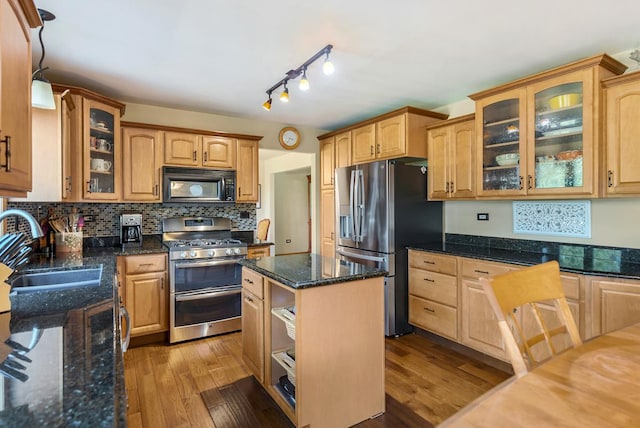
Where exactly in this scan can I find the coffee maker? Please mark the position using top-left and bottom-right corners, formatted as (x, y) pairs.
(120, 213), (142, 248)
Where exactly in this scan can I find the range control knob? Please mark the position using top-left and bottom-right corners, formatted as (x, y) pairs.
(180, 251), (187, 259)
(189, 250), (197, 258)
(225, 248), (234, 256)
(207, 250), (215, 257)
(234, 248), (241, 255)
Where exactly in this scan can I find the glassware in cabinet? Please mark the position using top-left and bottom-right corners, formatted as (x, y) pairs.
(480, 98), (523, 192)
(83, 99), (120, 199)
(532, 82), (584, 190)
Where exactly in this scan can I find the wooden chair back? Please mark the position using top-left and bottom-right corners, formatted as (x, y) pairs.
(256, 219), (270, 241)
(480, 260), (582, 377)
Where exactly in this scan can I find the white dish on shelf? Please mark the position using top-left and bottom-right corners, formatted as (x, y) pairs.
(496, 153), (519, 166)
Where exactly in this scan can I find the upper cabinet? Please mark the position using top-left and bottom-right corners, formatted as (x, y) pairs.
(236, 139), (259, 202)
(603, 71), (640, 196)
(319, 136), (335, 189)
(427, 114), (475, 200)
(121, 124), (163, 202)
(0, 0), (40, 196)
(164, 132), (237, 169)
(470, 54), (626, 199)
(319, 106), (448, 166)
(202, 135), (236, 169)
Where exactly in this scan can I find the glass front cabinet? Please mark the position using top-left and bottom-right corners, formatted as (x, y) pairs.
(83, 99), (121, 200)
(473, 56), (626, 198)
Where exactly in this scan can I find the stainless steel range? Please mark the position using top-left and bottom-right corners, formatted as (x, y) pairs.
(162, 216), (247, 343)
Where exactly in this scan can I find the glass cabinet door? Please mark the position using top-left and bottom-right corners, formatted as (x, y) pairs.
(531, 81), (584, 191)
(83, 100), (120, 200)
(479, 90), (526, 195)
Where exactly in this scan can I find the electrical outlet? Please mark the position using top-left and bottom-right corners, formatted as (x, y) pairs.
(477, 213), (489, 221)
(83, 215), (95, 222)
(286, 239), (291, 243)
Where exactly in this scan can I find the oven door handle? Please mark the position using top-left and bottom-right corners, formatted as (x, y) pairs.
(175, 288), (241, 302)
(174, 259), (241, 269)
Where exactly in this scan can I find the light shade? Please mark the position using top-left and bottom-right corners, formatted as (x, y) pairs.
(299, 75), (309, 91)
(262, 98), (272, 111)
(323, 58), (335, 75)
(32, 79), (55, 110)
(280, 88), (289, 103)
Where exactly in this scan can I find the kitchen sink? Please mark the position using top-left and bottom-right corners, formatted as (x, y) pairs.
(9, 266), (102, 293)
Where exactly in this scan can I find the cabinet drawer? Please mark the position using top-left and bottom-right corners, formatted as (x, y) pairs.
(408, 268), (457, 307)
(461, 259), (512, 279)
(242, 267), (264, 298)
(248, 246), (270, 259)
(408, 251), (457, 276)
(409, 295), (457, 340)
(125, 254), (167, 274)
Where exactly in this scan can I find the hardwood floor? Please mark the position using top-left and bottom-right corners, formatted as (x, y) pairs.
(125, 332), (510, 427)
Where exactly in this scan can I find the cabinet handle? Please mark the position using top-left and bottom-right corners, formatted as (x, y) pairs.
(244, 278), (254, 284)
(66, 176), (72, 193)
(445, 182), (450, 193)
(519, 176), (523, 190)
(607, 170), (614, 188)
(370, 145), (373, 155)
(86, 181), (92, 193)
(330, 232), (334, 240)
(377, 143), (381, 154)
(527, 175), (533, 189)
(331, 177), (334, 185)
(245, 296), (254, 303)
(423, 277), (435, 283)
(423, 307), (435, 313)
(204, 152), (208, 162)
(0, 135), (11, 172)
(154, 184), (159, 196)
(193, 151), (197, 161)
(423, 260), (435, 265)
(474, 269), (490, 275)
(450, 181), (454, 193)
(160, 278), (164, 290)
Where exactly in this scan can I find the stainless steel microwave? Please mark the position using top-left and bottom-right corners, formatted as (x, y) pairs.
(162, 166), (235, 203)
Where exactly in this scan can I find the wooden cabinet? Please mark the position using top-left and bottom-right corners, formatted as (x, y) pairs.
(408, 250), (458, 340)
(427, 114), (475, 200)
(335, 131), (351, 168)
(242, 267), (384, 427)
(236, 139), (259, 202)
(164, 131), (236, 169)
(349, 108), (447, 164)
(319, 136), (334, 189)
(118, 254), (168, 337)
(241, 267), (264, 382)
(470, 54), (625, 198)
(247, 245), (271, 259)
(51, 85), (126, 202)
(121, 126), (162, 201)
(590, 276), (640, 337)
(320, 189), (335, 259)
(460, 258), (515, 361)
(603, 72), (640, 195)
(0, 0), (40, 196)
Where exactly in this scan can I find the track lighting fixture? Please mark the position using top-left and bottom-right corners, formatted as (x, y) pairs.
(32, 9), (56, 110)
(262, 44), (334, 110)
(280, 81), (290, 102)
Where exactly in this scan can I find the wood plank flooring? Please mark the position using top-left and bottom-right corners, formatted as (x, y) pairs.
(124, 332), (511, 427)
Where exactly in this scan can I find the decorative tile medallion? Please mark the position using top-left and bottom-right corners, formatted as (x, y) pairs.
(513, 201), (591, 238)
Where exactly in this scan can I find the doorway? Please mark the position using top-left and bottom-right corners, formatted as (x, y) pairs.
(273, 167), (311, 255)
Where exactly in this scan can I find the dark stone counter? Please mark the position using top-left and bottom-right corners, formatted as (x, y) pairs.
(0, 237), (169, 427)
(239, 253), (386, 289)
(408, 234), (640, 279)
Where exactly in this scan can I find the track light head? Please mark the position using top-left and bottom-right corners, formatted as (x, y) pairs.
(323, 50), (335, 75)
(299, 68), (309, 91)
(262, 97), (272, 111)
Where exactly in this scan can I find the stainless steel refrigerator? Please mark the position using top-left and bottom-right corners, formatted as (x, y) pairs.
(335, 159), (443, 336)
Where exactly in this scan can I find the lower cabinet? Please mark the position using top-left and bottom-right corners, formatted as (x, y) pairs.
(118, 254), (168, 337)
(241, 267), (385, 427)
(409, 250), (590, 363)
(590, 276), (640, 337)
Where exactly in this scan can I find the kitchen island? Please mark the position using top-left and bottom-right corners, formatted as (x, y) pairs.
(239, 253), (387, 428)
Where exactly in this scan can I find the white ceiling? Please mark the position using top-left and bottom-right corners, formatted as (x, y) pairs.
(33, 0), (640, 131)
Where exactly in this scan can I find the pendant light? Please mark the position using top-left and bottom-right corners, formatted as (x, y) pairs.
(32, 9), (56, 110)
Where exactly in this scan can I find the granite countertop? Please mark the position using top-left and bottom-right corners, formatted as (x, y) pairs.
(247, 241), (273, 248)
(409, 238), (640, 279)
(1, 250), (125, 427)
(239, 253), (387, 289)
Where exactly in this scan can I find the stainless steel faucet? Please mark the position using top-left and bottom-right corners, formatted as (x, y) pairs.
(0, 209), (44, 238)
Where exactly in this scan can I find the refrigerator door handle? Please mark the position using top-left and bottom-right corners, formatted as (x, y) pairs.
(336, 248), (386, 264)
(349, 170), (358, 241)
(355, 169), (365, 242)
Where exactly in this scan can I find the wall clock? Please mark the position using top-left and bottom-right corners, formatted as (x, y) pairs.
(279, 126), (301, 150)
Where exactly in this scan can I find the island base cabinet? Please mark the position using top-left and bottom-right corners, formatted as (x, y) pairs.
(258, 274), (385, 428)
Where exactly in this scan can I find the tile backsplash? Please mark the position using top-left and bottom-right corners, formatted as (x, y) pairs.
(7, 202), (256, 237)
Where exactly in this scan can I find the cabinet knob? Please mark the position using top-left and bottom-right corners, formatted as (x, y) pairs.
(0, 135), (11, 172)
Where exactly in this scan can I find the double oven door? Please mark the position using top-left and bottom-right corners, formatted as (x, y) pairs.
(169, 255), (243, 343)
